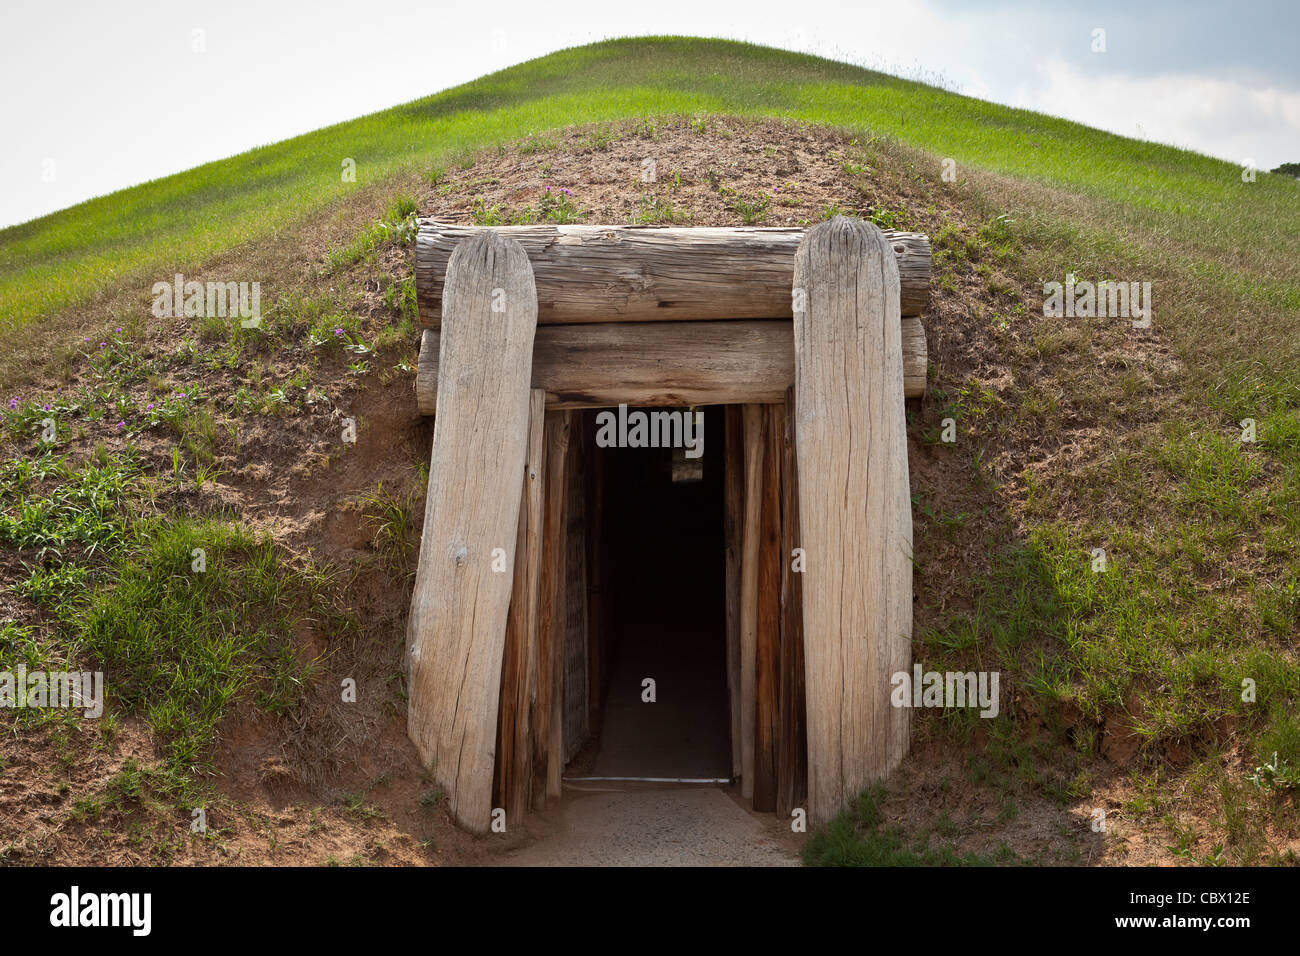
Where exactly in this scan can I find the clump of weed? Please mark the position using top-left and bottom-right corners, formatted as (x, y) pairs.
(539, 187), (581, 224)
(722, 189), (770, 225)
(635, 194), (689, 225)
(804, 786), (999, 866)
(323, 194), (418, 272)
(358, 482), (419, 576)
(586, 128), (617, 151)
(471, 198), (504, 226)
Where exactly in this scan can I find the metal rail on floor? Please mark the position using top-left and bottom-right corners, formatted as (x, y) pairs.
(563, 776), (732, 784)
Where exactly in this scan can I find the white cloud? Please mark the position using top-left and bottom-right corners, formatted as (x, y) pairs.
(1029, 56), (1300, 166)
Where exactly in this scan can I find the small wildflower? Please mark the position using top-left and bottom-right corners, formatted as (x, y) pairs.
(7, 398), (18, 410)
(147, 403), (155, 412)
(99, 342), (107, 348)
(116, 420), (125, 431)
(334, 328), (344, 336)
(115, 327), (122, 332)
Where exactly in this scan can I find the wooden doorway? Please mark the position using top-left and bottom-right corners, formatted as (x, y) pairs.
(408, 218), (920, 833)
(570, 406), (730, 782)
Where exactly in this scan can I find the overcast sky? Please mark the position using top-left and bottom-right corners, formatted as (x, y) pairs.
(2, 0), (1297, 229)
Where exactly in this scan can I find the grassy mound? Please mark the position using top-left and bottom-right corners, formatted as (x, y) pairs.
(1, 38), (1298, 866)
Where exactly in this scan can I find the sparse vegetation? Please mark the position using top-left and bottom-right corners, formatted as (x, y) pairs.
(805, 786), (1004, 866)
(634, 194), (689, 224)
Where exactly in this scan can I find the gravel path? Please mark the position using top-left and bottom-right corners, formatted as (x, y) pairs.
(494, 787), (801, 867)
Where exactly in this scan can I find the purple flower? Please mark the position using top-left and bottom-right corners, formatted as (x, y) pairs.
(334, 328), (344, 336)
(116, 420), (125, 431)
(99, 342), (107, 348)
(83, 337), (90, 343)
(115, 327), (122, 333)
(7, 398), (18, 410)
(147, 403), (155, 412)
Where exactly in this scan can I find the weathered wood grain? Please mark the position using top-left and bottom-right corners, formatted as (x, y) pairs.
(534, 410), (573, 807)
(415, 318), (927, 415)
(416, 222), (930, 325)
(793, 217), (913, 827)
(583, 413), (607, 739)
(405, 232), (538, 834)
(753, 402), (783, 813)
(777, 386), (807, 818)
(492, 388), (546, 825)
(738, 404), (767, 800)
(723, 404), (744, 779)
(562, 417), (589, 762)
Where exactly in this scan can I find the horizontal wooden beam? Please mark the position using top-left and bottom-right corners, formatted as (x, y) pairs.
(416, 222), (930, 327)
(415, 319), (926, 415)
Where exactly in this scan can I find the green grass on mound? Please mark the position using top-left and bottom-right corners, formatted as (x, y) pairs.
(2, 36), (1296, 345)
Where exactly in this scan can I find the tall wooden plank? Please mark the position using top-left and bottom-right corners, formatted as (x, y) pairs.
(492, 389), (546, 824)
(738, 404), (766, 800)
(793, 216), (913, 827)
(563, 417), (589, 761)
(406, 232), (538, 834)
(777, 387), (808, 817)
(584, 411), (607, 738)
(534, 410), (572, 807)
(723, 405), (744, 779)
(752, 403), (784, 812)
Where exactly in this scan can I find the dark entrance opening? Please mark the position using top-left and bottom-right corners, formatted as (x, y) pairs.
(578, 406), (731, 780)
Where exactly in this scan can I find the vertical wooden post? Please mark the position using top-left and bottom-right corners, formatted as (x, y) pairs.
(777, 386), (807, 817)
(563, 418), (590, 761)
(753, 403), (783, 812)
(493, 388), (546, 825)
(723, 404), (745, 779)
(534, 410), (572, 807)
(738, 404), (764, 800)
(584, 411), (607, 739)
(793, 216), (913, 826)
(406, 232), (538, 834)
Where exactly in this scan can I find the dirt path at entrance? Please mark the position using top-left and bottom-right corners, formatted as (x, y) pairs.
(492, 787), (801, 867)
